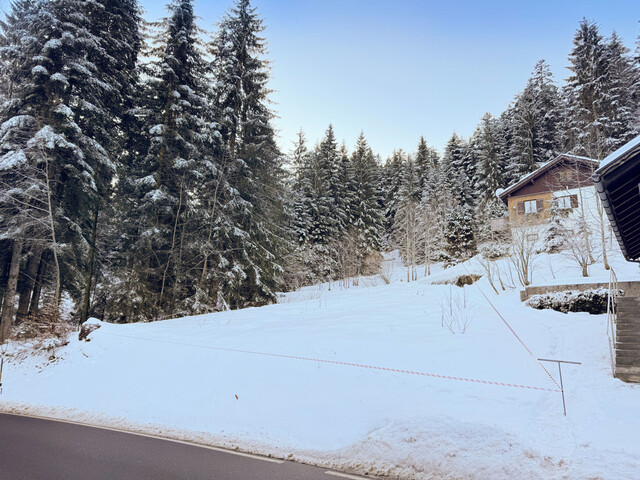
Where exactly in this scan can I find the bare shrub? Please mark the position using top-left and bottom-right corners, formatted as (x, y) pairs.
(440, 285), (475, 334)
(508, 217), (540, 286)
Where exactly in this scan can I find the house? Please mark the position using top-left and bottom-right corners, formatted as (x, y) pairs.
(593, 135), (640, 263)
(497, 154), (600, 225)
(592, 135), (640, 383)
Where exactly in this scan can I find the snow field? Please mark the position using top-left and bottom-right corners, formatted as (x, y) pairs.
(1, 251), (640, 479)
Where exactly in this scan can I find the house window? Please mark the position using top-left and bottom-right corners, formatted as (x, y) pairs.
(516, 199), (544, 215)
(553, 194), (578, 210)
(524, 200), (538, 214)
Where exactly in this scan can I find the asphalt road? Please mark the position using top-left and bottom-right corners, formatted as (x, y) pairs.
(0, 413), (366, 480)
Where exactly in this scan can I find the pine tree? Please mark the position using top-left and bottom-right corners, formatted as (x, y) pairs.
(78, 0), (143, 322)
(394, 157), (421, 278)
(380, 149), (407, 243)
(290, 130), (313, 245)
(508, 60), (561, 180)
(474, 113), (506, 206)
(563, 19), (608, 158)
(350, 132), (382, 273)
(444, 204), (477, 262)
(443, 132), (474, 207)
(210, 0), (286, 308)
(414, 135), (432, 192)
(0, 0), (129, 329)
(600, 31), (639, 152)
(118, 0), (214, 319)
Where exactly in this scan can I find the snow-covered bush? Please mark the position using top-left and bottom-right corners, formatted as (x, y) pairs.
(525, 288), (622, 314)
(478, 242), (510, 260)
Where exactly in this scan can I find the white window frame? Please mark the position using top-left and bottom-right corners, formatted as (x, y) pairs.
(524, 200), (538, 214)
(554, 195), (572, 210)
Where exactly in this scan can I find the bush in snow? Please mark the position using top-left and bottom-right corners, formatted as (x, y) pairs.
(478, 242), (511, 260)
(525, 288), (623, 314)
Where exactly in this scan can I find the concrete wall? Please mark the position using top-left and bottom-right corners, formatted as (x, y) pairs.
(520, 281), (640, 301)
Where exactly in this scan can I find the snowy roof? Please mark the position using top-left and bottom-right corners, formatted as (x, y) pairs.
(497, 154), (599, 203)
(592, 135), (640, 263)
(595, 134), (640, 175)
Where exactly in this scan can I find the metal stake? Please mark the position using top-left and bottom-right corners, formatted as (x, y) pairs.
(538, 358), (581, 416)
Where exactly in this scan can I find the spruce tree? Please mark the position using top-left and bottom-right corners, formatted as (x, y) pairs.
(444, 204), (477, 262)
(118, 0), (214, 319)
(443, 132), (474, 207)
(350, 133), (382, 272)
(508, 60), (561, 180)
(600, 31), (639, 152)
(474, 113), (506, 206)
(0, 0), (126, 327)
(563, 19), (608, 158)
(210, 0), (285, 308)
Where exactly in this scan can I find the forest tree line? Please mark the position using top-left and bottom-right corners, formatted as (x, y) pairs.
(0, 0), (638, 338)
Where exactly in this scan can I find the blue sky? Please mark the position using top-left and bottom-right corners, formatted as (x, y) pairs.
(144, 1), (640, 158)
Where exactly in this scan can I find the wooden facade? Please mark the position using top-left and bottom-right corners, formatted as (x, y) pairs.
(498, 154), (599, 224)
(593, 135), (640, 263)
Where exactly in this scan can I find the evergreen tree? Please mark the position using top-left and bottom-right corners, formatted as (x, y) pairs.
(474, 113), (506, 206)
(119, 0), (216, 319)
(0, 0), (130, 329)
(393, 156), (420, 274)
(414, 135), (432, 191)
(380, 149), (407, 243)
(600, 31), (639, 152)
(78, 0), (143, 322)
(563, 19), (608, 158)
(210, 0), (286, 308)
(444, 204), (477, 261)
(443, 132), (474, 207)
(350, 132), (382, 270)
(508, 60), (561, 180)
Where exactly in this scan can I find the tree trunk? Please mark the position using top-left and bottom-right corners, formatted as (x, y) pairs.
(81, 205), (100, 324)
(1, 240), (24, 343)
(29, 255), (47, 316)
(45, 154), (61, 320)
(17, 244), (44, 318)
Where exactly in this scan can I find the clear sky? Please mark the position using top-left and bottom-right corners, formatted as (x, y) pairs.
(141, 1), (640, 159)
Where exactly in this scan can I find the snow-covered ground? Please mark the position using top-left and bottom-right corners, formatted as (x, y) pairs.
(1, 251), (640, 479)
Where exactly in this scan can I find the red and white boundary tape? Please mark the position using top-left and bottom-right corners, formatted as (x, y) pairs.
(461, 263), (562, 391)
(102, 332), (560, 393)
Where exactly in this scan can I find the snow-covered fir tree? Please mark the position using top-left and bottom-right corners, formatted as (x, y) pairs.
(443, 133), (475, 207)
(349, 132), (383, 273)
(209, 0), (286, 308)
(507, 59), (562, 180)
(444, 204), (477, 262)
(474, 113), (506, 206)
(115, 0), (218, 319)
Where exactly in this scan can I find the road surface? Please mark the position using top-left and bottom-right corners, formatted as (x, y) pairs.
(0, 413), (367, 480)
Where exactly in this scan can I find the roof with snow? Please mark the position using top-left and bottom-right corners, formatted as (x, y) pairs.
(497, 154), (599, 204)
(593, 135), (640, 263)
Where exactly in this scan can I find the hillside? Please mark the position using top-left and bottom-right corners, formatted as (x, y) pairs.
(1, 251), (639, 480)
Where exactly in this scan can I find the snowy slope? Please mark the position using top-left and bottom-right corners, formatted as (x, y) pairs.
(1, 251), (640, 479)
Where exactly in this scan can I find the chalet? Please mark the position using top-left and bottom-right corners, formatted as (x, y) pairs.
(592, 135), (640, 383)
(497, 154), (600, 224)
(593, 135), (640, 263)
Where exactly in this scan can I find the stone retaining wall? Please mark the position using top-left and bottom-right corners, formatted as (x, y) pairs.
(520, 281), (640, 302)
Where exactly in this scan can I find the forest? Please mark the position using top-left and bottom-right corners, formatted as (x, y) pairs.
(0, 0), (639, 340)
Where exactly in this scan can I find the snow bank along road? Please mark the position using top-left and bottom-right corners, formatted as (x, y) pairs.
(0, 413), (369, 480)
